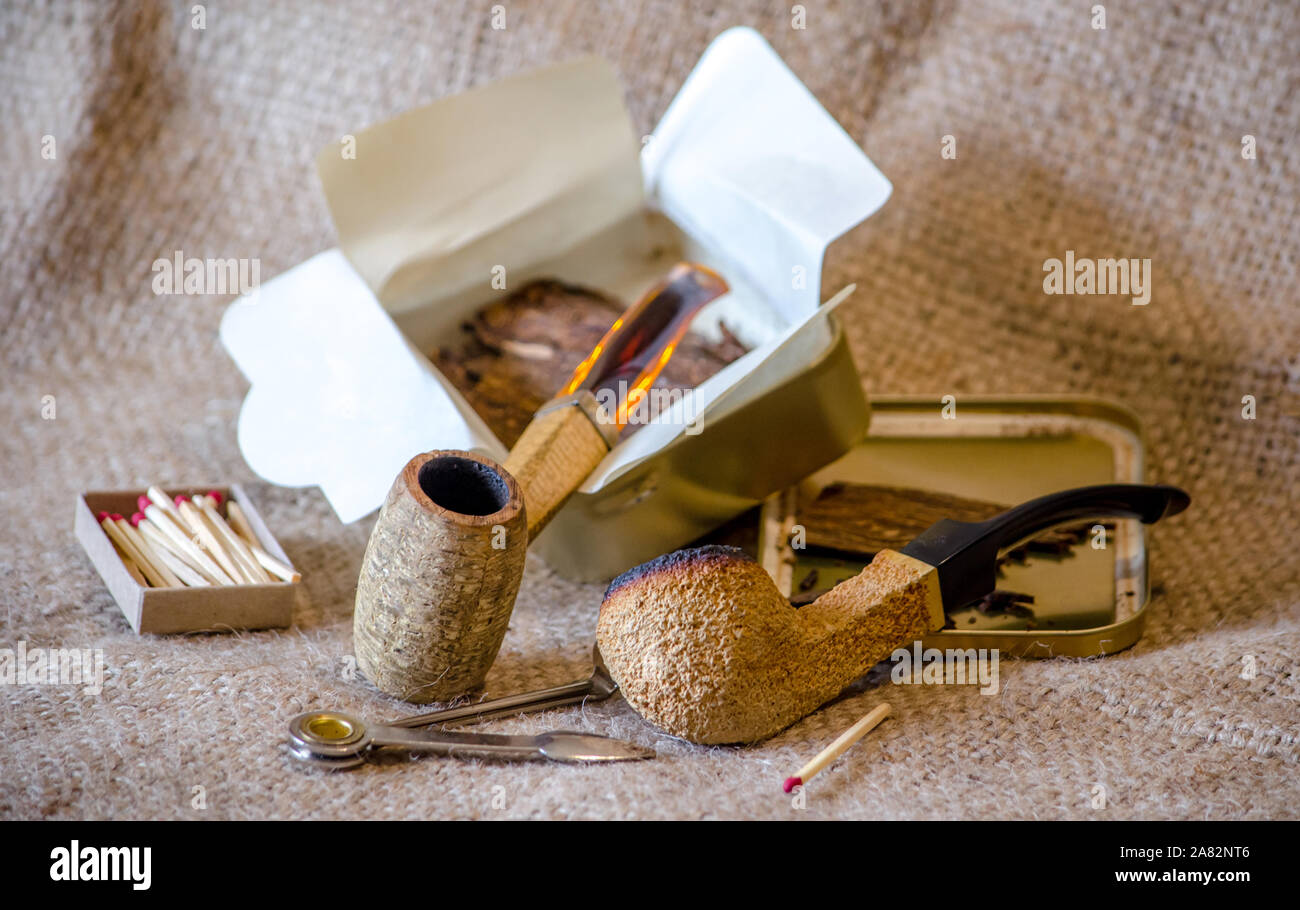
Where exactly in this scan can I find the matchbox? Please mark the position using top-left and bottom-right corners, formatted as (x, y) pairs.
(74, 485), (299, 634)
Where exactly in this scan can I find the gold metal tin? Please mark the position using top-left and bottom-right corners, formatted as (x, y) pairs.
(759, 396), (1151, 658)
(535, 316), (870, 582)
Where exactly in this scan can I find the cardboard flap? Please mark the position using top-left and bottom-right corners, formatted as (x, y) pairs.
(219, 250), (504, 523)
(642, 27), (891, 324)
(221, 32), (891, 525)
(316, 57), (644, 315)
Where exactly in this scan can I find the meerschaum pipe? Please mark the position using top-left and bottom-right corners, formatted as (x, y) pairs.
(597, 484), (1190, 744)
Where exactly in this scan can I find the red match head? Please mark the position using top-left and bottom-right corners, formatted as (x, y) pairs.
(130, 512), (144, 528)
(109, 513), (124, 523)
(782, 776), (802, 794)
(174, 494), (189, 506)
(206, 490), (224, 505)
(137, 495), (151, 512)
(96, 511), (110, 522)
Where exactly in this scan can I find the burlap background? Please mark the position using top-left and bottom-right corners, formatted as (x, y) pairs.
(2, 0), (1296, 820)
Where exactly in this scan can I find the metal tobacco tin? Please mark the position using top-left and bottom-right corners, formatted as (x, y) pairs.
(535, 315), (870, 583)
(759, 396), (1151, 658)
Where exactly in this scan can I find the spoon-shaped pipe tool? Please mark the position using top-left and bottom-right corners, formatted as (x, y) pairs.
(597, 483), (1190, 744)
(288, 707), (653, 771)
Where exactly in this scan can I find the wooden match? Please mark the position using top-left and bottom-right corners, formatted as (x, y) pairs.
(146, 485), (187, 529)
(133, 505), (209, 576)
(97, 512), (169, 588)
(106, 533), (148, 587)
(115, 513), (182, 588)
(174, 495), (253, 583)
(131, 513), (210, 587)
(136, 496), (234, 585)
(201, 493), (299, 582)
(224, 500), (259, 547)
(193, 492), (272, 583)
(783, 703), (892, 792)
(220, 498), (297, 581)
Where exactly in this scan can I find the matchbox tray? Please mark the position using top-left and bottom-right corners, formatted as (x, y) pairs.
(74, 484), (299, 635)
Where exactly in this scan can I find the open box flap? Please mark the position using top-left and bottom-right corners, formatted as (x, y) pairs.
(642, 27), (891, 325)
(219, 250), (506, 523)
(221, 30), (891, 524)
(315, 56), (644, 315)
